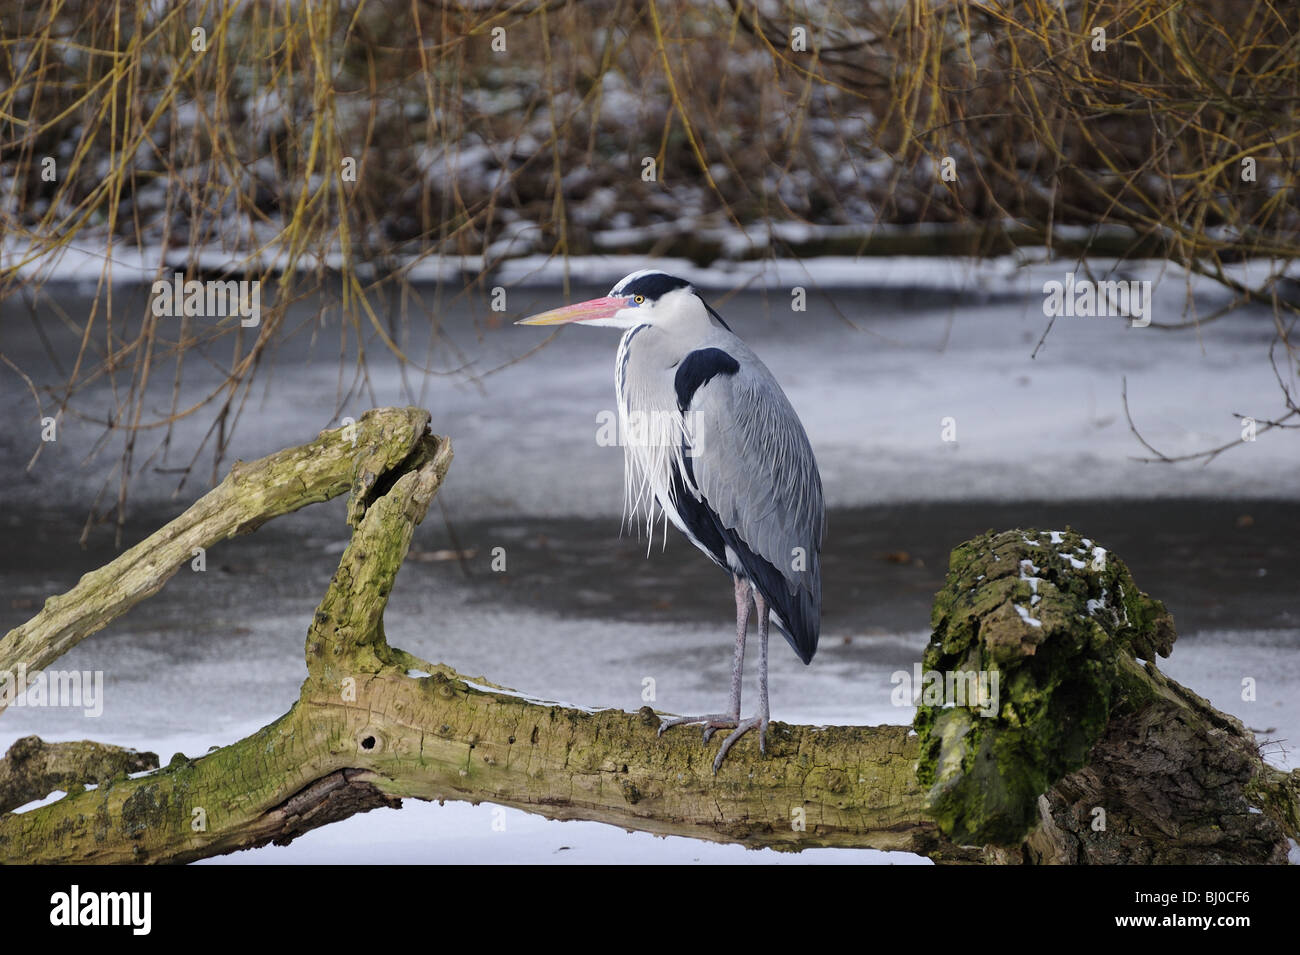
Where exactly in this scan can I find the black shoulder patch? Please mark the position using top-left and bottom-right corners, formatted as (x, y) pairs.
(618, 272), (691, 301)
(674, 347), (740, 412)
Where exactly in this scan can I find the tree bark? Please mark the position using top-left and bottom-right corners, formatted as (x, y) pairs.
(0, 406), (431, 705)
(915, 528), (1297, 863)
(0, 407), (1295, 864)
(0, 736), (157, 815)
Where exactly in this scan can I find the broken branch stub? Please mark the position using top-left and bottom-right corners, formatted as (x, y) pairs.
(915, 528), (1295, 864)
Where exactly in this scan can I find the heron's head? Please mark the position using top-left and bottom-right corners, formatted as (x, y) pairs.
(515, 269), (709, 330)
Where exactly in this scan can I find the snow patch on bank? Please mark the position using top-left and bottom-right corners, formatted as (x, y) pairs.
(6, 237), (1297, 299)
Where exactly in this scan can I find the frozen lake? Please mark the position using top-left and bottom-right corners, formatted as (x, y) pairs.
(2, 267), (1297, 862)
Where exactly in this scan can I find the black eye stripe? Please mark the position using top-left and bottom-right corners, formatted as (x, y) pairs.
(615, 272), (691, 301)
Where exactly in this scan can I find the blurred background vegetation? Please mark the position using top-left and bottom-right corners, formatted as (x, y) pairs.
(1, 0), (1297, 516)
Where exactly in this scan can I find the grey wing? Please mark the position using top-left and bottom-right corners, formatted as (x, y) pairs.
(682, 357), (824, 661)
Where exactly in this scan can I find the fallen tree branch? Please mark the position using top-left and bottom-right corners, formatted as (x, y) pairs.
(0, 406), (432, 708)
(0, 736), (158, 815)
(0, 408), (1295, 864)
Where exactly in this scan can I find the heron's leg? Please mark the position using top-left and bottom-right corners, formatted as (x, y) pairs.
(704, 574), (752, 740)
(711, 587), (771, 773)
(657, 574), (752, 740)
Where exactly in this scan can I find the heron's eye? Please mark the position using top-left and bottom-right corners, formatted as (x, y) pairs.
(633, 295), (645, 305)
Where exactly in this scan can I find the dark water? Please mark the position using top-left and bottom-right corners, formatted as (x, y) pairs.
(5, 497), (1295, 652)
(455, 499), (1300, 636)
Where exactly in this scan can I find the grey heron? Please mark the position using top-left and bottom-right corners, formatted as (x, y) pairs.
(517, 269), (824, 772)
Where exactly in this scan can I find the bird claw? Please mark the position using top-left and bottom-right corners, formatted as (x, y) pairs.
(658, 713), (769, 772)
(701, 721), (737, 743)
(657, 713), (738, 740)
(711, 716), (769, 774)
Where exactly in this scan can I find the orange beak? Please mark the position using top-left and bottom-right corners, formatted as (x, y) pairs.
(515, 295), (634, 325)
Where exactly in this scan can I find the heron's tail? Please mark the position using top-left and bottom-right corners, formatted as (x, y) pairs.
(744, 548), (820, 665)
(765, 574), (820, 665)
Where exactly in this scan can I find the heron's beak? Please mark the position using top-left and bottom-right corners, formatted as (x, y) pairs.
(515, 295), (633, 325)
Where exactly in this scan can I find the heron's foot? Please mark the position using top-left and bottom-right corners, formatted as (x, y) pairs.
(657, 713), (739, 743)
(712, 715), (769, 774)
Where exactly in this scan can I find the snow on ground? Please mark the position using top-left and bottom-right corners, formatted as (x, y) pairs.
(6, 234), (1298, 294)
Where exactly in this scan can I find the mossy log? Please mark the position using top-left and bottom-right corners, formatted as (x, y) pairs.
(0, 408), (1295, 863)
(916, 529), (1297, 863)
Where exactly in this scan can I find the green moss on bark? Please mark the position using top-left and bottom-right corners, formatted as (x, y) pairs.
(915, 528), (1175, 845)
